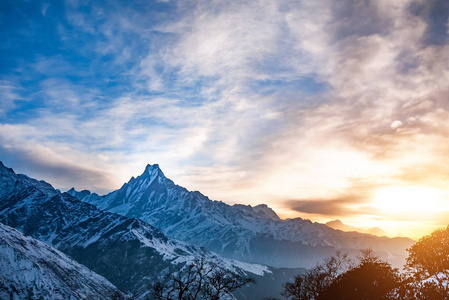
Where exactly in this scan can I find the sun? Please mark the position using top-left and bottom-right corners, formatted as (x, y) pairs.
(371, 186), (445, 216)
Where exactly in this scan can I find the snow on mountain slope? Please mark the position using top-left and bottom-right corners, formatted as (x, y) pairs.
(0, 162), (269, 298)
(0, 222), (124, 300)
(0, 161), (57, 198)
(69, 164), (415, 268)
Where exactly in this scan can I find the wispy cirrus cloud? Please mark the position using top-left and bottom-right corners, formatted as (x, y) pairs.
(0, 81), (21, 116)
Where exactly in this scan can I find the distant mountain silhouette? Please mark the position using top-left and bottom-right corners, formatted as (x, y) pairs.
(326, 219), (389, 237)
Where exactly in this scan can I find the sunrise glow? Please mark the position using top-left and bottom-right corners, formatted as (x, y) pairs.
(372, 186), (444, 215)
(1, 0), (449, 240)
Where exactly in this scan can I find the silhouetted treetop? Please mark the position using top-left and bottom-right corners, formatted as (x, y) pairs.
(406, 225), (449, 283)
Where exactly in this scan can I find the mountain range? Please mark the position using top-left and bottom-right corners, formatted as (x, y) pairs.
(68, 164), (414, 269)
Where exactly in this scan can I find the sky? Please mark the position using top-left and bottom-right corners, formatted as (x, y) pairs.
(1, 0), (448, 239)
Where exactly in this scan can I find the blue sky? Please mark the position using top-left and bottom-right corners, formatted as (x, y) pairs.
(1, 0), (449, 238)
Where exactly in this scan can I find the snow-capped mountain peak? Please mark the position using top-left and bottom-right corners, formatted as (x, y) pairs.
(130, 163), (174, 189)
(144, 163), (165, 177)
(253, 204), (280, 221)
(138, 163), (170, 186)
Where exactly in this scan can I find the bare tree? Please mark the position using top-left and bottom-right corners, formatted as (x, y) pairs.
(151, 258), (254, 300)
(206, 268), (255, 300)
(282, 251), (350, 300)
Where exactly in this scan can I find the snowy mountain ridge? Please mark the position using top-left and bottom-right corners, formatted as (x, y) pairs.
(69, 164), (415, 268)
(0, 161), (57, 198)
(0, 222), (124, 300)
